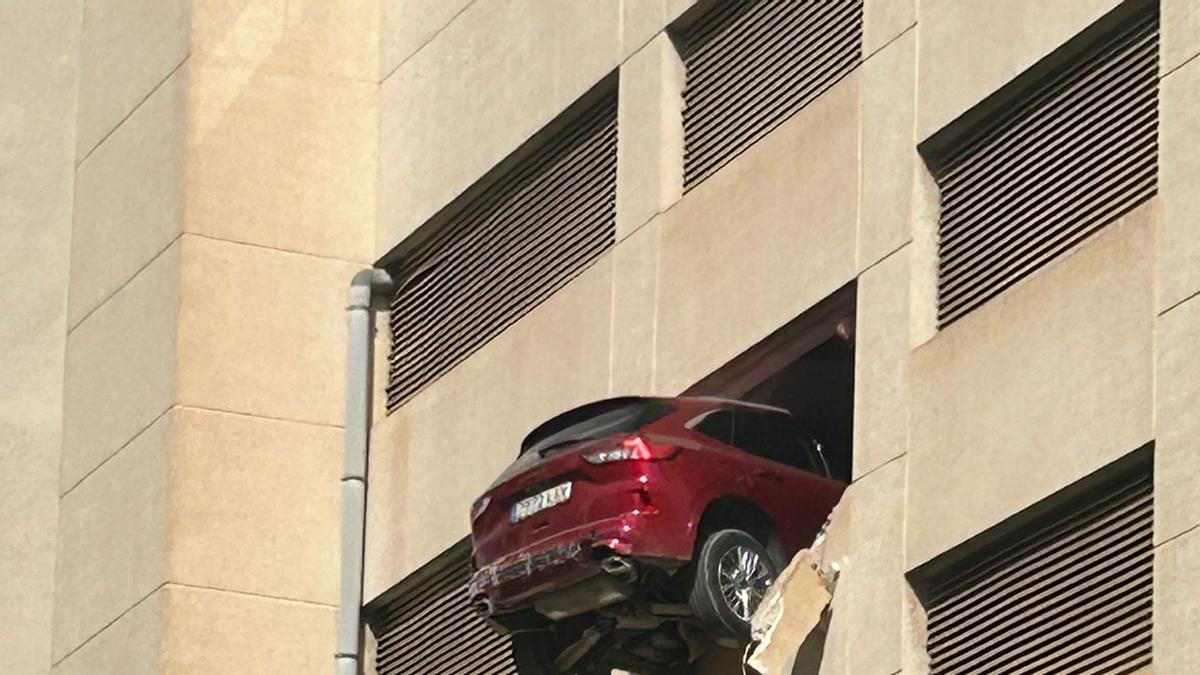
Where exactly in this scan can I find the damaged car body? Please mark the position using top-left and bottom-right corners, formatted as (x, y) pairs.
(468, 396), (847, 673)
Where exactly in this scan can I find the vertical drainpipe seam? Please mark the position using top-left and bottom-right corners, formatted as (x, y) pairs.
(337, 268), (395, 675)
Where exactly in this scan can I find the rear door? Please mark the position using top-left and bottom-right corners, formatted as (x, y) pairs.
(731, 410), (846, 547)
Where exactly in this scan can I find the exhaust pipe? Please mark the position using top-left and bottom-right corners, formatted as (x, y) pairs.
(600, 556), (637, 582)
(470, 594), (494, 617)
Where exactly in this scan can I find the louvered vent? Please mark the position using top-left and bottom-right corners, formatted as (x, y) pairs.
(931, 10), (1158, 326)
(385, 90), (618, 412)
(922, 463), (1154, 674)
(370, 548), (516, 675)
(679, 0), (863, 189)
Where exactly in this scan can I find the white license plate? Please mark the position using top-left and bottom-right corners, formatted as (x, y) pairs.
(511, 482), (572, 523)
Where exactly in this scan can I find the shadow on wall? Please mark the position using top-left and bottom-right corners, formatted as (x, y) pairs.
(789, 609), (831, 674)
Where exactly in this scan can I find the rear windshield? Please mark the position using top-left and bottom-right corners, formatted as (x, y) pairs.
(520, 398), (674, 457)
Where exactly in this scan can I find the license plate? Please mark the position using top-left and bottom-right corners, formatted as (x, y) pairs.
(511, 482), (572, 523)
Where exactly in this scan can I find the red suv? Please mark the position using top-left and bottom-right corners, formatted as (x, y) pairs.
(468, 396), (846, 673)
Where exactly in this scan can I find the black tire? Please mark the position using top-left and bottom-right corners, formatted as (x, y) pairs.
(688, 529), (779, 639)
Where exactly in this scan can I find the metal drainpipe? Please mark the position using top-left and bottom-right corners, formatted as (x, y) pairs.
(336, 268), (395, 675)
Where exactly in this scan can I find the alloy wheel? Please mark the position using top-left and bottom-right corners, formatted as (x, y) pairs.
(716, 545), (772, 621)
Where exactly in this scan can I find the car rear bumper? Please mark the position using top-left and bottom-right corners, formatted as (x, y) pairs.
(469, 510), (686, 616)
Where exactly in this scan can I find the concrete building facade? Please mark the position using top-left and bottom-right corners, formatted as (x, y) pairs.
(2, 0), (1198, 674)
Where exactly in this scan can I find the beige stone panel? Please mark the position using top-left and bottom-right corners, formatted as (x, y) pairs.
(664, 0), (698, 22)
(620, 0), (697, 61)
(61, 242), (181, 491)
(1158, 59), (1200, 313)
(611, 222), (663, 396)
(1154, 526), (1200, 674)
(654, 75), (859, 394)
(1154, 295), (1200, 544)
(192, 0), (378, 80)
(622, 0), (667, 61)
(900, 584), (932, 675)
(368, 256), (615, 587)
(865, 0), (915, 56)
(364, 409), (409, 602)
(381, 0), (474, 78)
(70, 65), (187, 328)
(186, 61), (375, 262)
(809, 490), (853, 674)
(363, 628), (379, 675)
(176, 236), (362, 427)
(0, 2), (80, 672)
(377, 1), (550, 255)
(818, 597), (850, 675)
(1163, 0), (1200, 75)
(906, 208), (1155, 567)
(616, 33), (685, 240)
(853, 246), (910, 479)
(553, 2), (622, 115)
(858, 29), (915, 272)
(916, 0), (1119, 141)
(52, 590), (165, 675)
(53, 412), (172, 663)
(75, 0), (189, 160)
(168, 407), (342, 605)
(842, 457), (905, 675)
(163, 585), (335, 675)
(910, 166), (942, 347)
(814, 489), (854, 675)
(377, 0), (623, 257)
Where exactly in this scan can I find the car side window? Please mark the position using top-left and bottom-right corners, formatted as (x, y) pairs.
(733, 411), (821, 474)
(693, 409), (735, 445)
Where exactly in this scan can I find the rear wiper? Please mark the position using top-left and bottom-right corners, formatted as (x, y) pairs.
(535, 438), (585, 457)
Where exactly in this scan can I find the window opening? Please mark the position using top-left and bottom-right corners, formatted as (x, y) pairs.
(686, 283), (856, 481)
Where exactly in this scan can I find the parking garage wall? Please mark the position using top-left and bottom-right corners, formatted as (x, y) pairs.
(368, 0), (1200, 672)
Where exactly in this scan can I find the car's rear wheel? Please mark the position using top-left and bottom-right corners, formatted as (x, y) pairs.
(688, 529), (779, 639)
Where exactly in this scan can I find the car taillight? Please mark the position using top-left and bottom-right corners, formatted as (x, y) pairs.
(583, 436), (674, 464)
(470, 495), (491, 523)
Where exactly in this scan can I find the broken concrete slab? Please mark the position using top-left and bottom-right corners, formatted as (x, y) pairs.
(746, 548), (833, 674)
(745, 491), (853, 674)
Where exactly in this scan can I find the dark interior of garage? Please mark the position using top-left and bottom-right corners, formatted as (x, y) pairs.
(685, 282), (856, 483)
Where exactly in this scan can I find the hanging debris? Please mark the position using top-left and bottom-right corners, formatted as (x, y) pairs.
(745, 493), (852, 674)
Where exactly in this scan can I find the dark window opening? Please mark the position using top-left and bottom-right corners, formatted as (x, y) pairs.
(672, 0), (864, 190)
(733, 409), (825, 475)
(919, 0), (1158, 327)
(908, 444), (1154, 674)
(685, 283), (856, 482)
(381, 77), (619, 413)
(744, 337), (853, 480)
(693, 408), (827, 475)
(366, 540), (517, 675)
